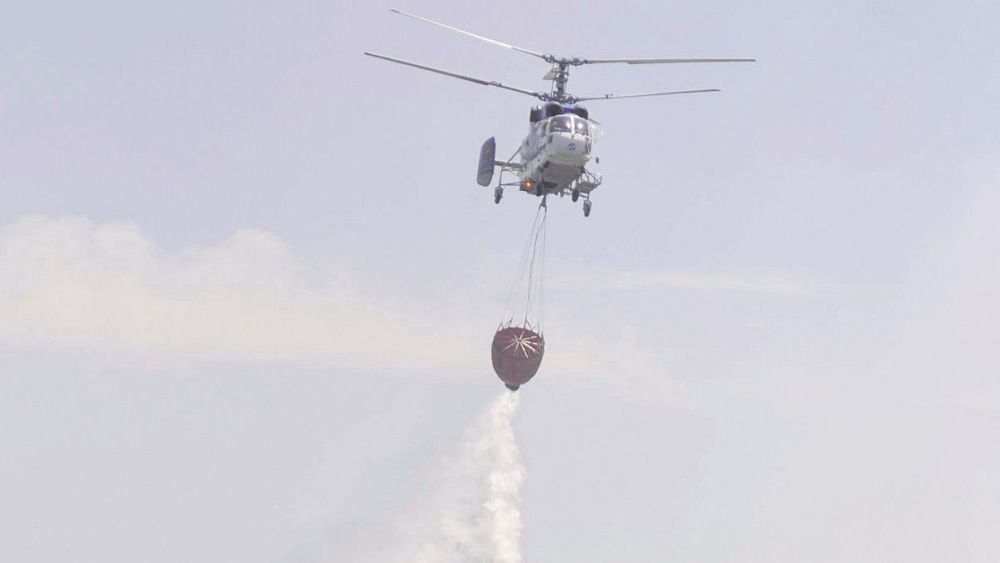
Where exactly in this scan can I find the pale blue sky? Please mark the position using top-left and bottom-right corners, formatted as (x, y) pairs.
(2, 1), (999, 561)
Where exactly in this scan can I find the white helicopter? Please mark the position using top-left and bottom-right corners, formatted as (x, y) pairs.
(366, 10), (754, 217)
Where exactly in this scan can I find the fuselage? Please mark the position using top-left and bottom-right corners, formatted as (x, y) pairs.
(517, 112), (596, 196)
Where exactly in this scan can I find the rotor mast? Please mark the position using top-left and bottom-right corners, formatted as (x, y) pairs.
(545, 58), (576, 103)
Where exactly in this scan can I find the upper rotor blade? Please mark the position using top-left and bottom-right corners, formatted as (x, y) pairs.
(364, 52), (543, 99)
(572, 89), (720, 102)
(581, 57), (756, 65)
(390, 9), (548, 60)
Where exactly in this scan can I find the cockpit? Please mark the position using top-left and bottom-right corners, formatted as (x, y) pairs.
(547, 115), (591, 137)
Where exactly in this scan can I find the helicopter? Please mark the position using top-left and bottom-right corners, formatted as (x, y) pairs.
(366, 9), (754, 217)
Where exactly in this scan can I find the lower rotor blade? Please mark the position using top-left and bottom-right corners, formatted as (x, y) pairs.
(364, 52), (543, 99)
(573, 89), (720, 102)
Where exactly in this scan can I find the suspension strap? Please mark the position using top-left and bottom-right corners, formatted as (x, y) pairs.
(523, 200), (547, 328)
(499, 199), (548, 331)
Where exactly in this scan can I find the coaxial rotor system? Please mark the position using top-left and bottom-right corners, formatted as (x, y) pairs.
(365, 9), (755, 104)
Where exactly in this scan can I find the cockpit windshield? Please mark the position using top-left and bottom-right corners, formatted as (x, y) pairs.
(549, 115), (572, 133)
(548, 115), (591, 137)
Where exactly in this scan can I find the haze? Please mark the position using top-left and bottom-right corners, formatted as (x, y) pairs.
(2, 1), (998, 561)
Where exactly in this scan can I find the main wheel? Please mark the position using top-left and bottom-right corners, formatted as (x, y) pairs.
(494, 187), (503, 204)
(571, 188), (580, 202)
(583, 200), (592, 217)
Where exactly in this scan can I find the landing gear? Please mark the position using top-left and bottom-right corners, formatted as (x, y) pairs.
(571, 187), (580, 202)
(494, 186), (503, 204)
(583, 199), (592, 217)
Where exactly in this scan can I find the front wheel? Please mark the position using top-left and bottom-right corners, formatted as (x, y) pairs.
(494, 187), (503, 204)
(583, 200), (592, 217)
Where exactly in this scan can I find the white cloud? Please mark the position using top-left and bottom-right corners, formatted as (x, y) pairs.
(551, 269), (817, 295)
(615, 271), (811, 294)
(0, 216), (684, 396)
(0, 216), (690, 403)
(544, 327), (690, 407)
(0, 215), (482, 373)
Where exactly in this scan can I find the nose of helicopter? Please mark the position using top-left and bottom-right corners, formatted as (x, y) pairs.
(547, 132), (591, 166)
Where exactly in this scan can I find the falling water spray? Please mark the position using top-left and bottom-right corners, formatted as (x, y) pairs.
(413, 392), (525, 563)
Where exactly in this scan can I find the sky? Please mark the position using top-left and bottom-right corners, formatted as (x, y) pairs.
(2, 1), (999, 561)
